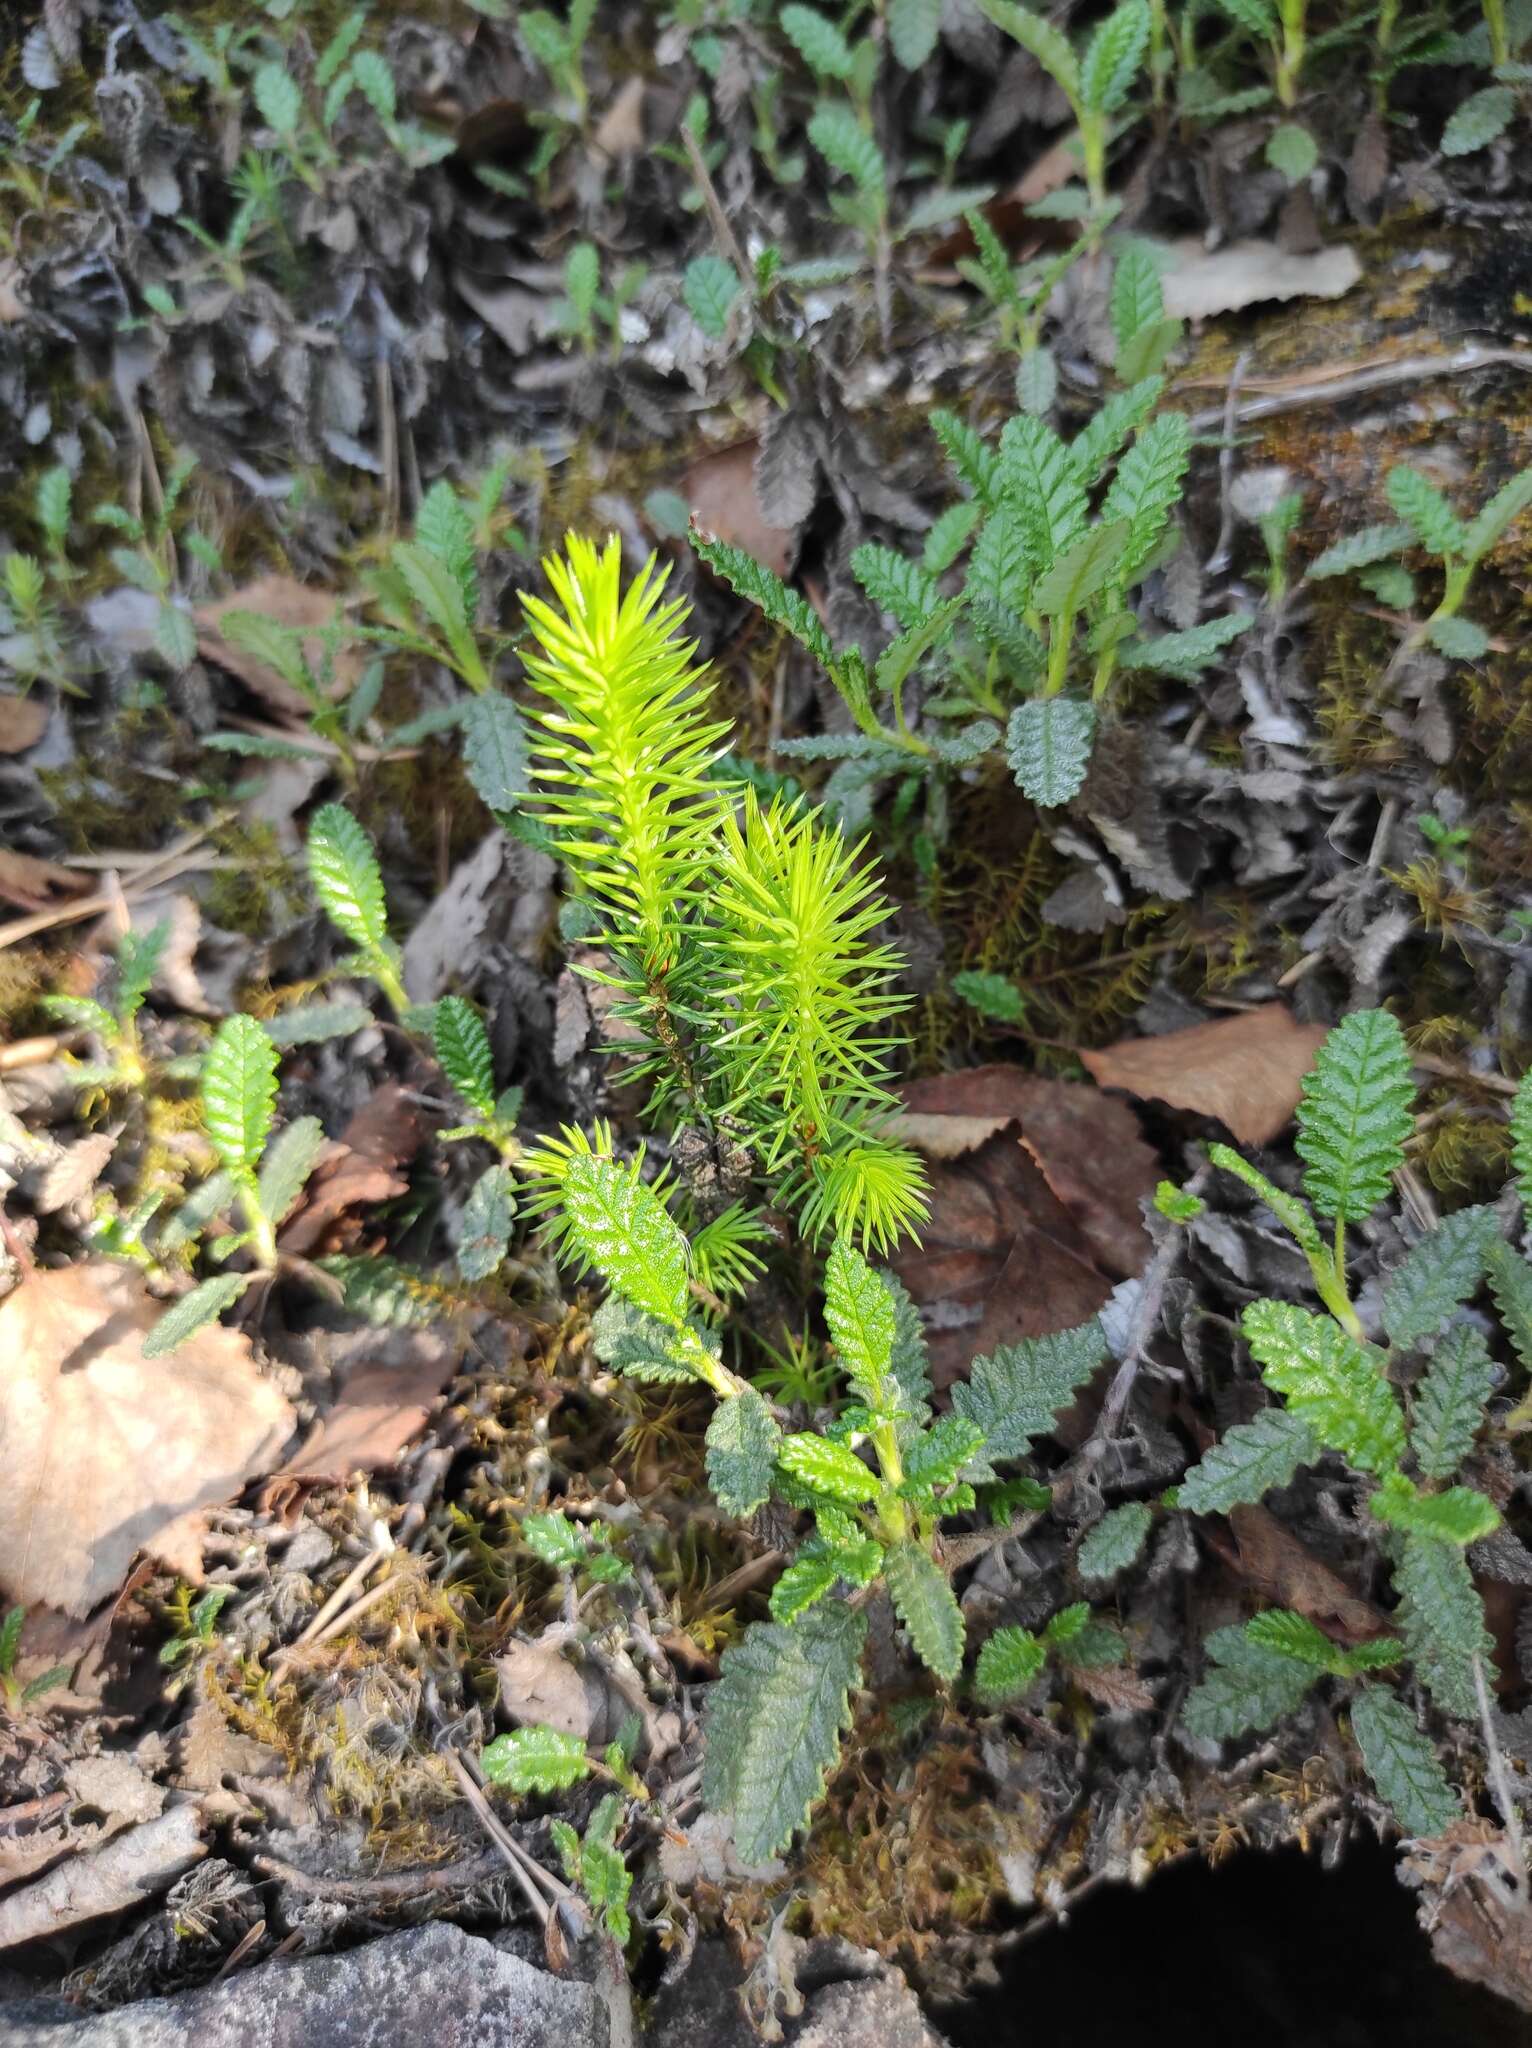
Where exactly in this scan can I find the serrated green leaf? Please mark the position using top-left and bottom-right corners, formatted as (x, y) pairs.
(263, 1000), (372, 1048)
(1463, 470), (1532, 564)
(1005, 697), (1095, 807)
(922, 502), (980, 575)
(1120, 611), (1252, 679)
(683, 254), (742, 339)
(1350, 1689), (1459, 1837)
(142, 1272), (254, 1357)
(1242, 1301), (1407, 1474)
(1182, 1623), (1320, 1740)
(1382, 1206), (1499, 1347)
(1067, 375), (1164, 485)
(952, 1319), (1109, 1480)
(1265, 121), (1318, 181)
(997, 413), (1088, 571)
(1110, 241), (1164, 351)
(884, 1542), (965, 1680)
(156, 603), (198, 671)
(1441, 84), (1516, 156)
(703, 1601), (866, 1862)
(1305, 523), (1414, 580)
(690, 532), (836, 669)
(561, 1153), (690, 1324)
(850, 543), (939, 630)
(351, 47), (397, 121)
(1033, 521), (1133, 616)
(433, 995), (497, 1119)
(1178, 1408), (1319, 1515)
(522, 1510), (587, 1569)
(1077, 1501), (1153, 1583)
(588, 1297), (698, 1382)
(951, 969), (1026, 1024)
(1486, 1240), (1532, 1372)
(973, 1625), (1046, 1704)
(481, 1725), (592, 1793)
(1411, 1324), (1497, 1481)
(1428, 615), (1488, 660)
(1511, 1070), (1532, 1208)
(255, 1115), (326, 1229)
(808, 104), (885, 202)
(889, 0), (942, 67)
(931, 409), (1001, 506)
(823, 1238), (898, 1408)
(115, 919), (168, 1026)
(457, 1163), (518, 1282)
(415, 479), (477, 618)
(1081, 0), (1149, 112)
(1386, 466), (1469, 559)
(1015, 345), (1058, 417)
(35, 465), (71, 546)
(902, 1415), (987, 1492)
(202, 1014), (278, 1178)
(1371, 1471), (1499, 1546)
(1211, 0), (1277, 33)
(253, 61), (301, 136)
(770, 1547), (843, 1623)
(1395, 1531), (1492, 1719)
(706, 1388), (781, 1517)
(974, 0), (1082, 100)
(1099, 411), (1191, 580)
(1294, 1008), (1413, 1223)
(307, 804), (392, 959)
(1244, 1608), (1348, 1673)
(777, 1432), (879, 1503)
(780, 3), (855, 77)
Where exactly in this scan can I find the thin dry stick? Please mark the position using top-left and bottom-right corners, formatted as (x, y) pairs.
(1181, 343), (1532, 434)
(1204, 349), (1251, 576)
(268, 1546), (385, 1673)
(0, 827), (221, 952)
(1091, 1168), (1208, 1451)
(1474, 1652), (1528, 1882)
(680, 123), (753, 290)
(444, 1754), (571, 1929)
(254, 1847), (503, 1903)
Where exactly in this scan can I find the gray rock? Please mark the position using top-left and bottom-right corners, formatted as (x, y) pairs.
(644, 1937), (947, 2048)
(6, 1922), (609, 2048)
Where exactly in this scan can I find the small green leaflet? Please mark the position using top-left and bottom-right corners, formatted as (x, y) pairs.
(1349, 1689), (1459, 1838)
(588, 1298), (697, 1382)
(777, 1432), (879, 1504)
(770, 1548), (843, 1624)
(142, 1272), (254, 1357)
(954, 1319), (1109, 1480)
(974, 1625), (1046, 1704)
(457, 1164), (517, 1282)
(902, 1415), (987, 1492)
(1120, 612), (1252, 680)
(1440, 85), (1516, 159)
(703, 1600), (866, 1863)
(923, 502), (980, 575)
(1463, 471), (1532, 566)
(1182, 1623), (1320, 1741)
(1381, 1205), (1499, 1347)
(884, 1543), (965, 1681)
(974, 0), (1081, 101)
(521, 1511), (587, 1570)
(780, 3), (855, 78)
(1005, 697), (1095, 808)
(561, 1153), (690, 1324)
(255, 1115), (326, 1229)
(951, 969), (1026, 1024)
(931, 409), (1001, 505)
(1305, 524), (1413, 580)
(888, 0), (942, 68)
(253, 62), (301, 136)
(307, 804), (392, 959)
(1178, 1409), (1318, 1515)
(807, 104), (886, 202)
(414, 479), (477, 618)
(1032, 521), (1132, 617)
(1385, 466), (1468, 560)
(1428, 616), (1488, 661)
(1015, 346), (1058, 417)
(1243, 1609), (1401, 1677)
(689, 532), (836, 670)
(705, 1388), (781, 1517)
(1242, 1301), (1406, 1475)
(823, 1238), (897, 1409)
(202, 1014), (278, 1178)
(1395, 1532), (1492, 1720)
(851, 543), (940, 631)
(1410, 1324), (1497, 1482)
(1510, 1070), (1532, 1208)
(1486, 1241), (1532, 1373)
(432, 996), (497, 1119)
(1080, 0), (1149, 114)
(1077, 1501), (1153, 1583)
(1294, 1008), (1413, 1223)
(481, 1725), (591, 1793)
(1110, 241), (1163, 352)
(683, 254), (741, 339)
(462, 694), (530, 814)
(1370, 1472), (1498, 1547)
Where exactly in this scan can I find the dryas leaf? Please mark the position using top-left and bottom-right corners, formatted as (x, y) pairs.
(560, 1154), (690, 1325)
(1385, 466), (1468, 559)
(202, 1013), (278, 1179)
(703, 1601), (866, 1862)
(1182, 1622), (1321, 1741)
(823, 1238), (897, 1409)
(974, 1625), (1046, 1703)
(432, 995), (497, 1119)
(1410, 1324), (1497, 1482)
(456, 1164), (518, 1282)
(462, 694), (531, 815)
(1350, 1689), (1458, 1838)
(1381, 1205), (1499, 1347)
(1370, 1472), (1499, 1547)
(1077, 1501), (1153, 1583)
(952, 1319), (1109, 1480)
(255, 1114), (327, 1229)
(307, 803), (392, 960)
(1178, 1409), (1319, 1515)
(1005, 697), (1096, 807)
(1294, 1008), (1413, 1223)
(481, 1725), (592, 1793)
(1395, 1531), (1492, 1719)
(705, 1388), (782, 1517)
(884, 1542), (965, 1681)
(777, 1433), (879, 1504)
(142, 1272), (256, 1358)
(1241, 1301), (1407, 1475)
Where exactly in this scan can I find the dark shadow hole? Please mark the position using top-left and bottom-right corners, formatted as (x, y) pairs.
(937, 1839), (1532, 2048)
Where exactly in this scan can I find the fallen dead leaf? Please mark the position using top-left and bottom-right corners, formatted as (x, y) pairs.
(195, 576), (361, 723)
(0, 1805), (206, 1950)
(1222, 1504), (1385, 1642)
(685, 440), (796, 581)
(32, 1131), (117, 1213)
(0, 693), (48, 754)
(1403, 1822), (1532, 2012)
(1158, 238), (1362, 322)
(1070, 1661), (1156, 1713)
(498, 1626), (679, 1760)
(0, 1260), (295, 1617)
(260, 1327), (464, 1510)
(1080, 1004), (1328, 1148)
(0, 848), (91, 915)
(278, 1083), (426, 1255)
(889, 1068), (1157, 1390)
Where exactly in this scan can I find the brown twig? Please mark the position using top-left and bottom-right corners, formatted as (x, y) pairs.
(253, 1848), (504, 1904)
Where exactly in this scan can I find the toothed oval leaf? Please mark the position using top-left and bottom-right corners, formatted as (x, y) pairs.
(705, 1388), (782, 1517)
(202, 1013), (278, 1177)
(974, 1625), (1046, 1704)
(1077, 1501), (1153, 1583)
(1241, 1301), (1407, 1474)
(1350, 1688), (1459, 1838)
(307, 803), (391, 958)
(1294, 1008), (1413, 1223)
(1410, 1325), (1498, 1482)
(432, 995), (497, 1119)
(884, 1542), (965, 1681)
(1382, 1205), (1499, 1347)
(481, 1725), (592, 1793)
(1178, 1408), (1319, 1515)
(560, 1153), (690, 1324)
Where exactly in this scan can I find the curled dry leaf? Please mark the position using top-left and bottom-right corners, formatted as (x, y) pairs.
(1080, 1003), (1329, 1149)
(1158, 238), (1362, 321)
(0, 1260), (295, 1617)
(889, 1066), (1157, 1389)
(278, 1083), (425, 1255)
(498, 1627), (679, 1761)
(0, 848), (90, 915)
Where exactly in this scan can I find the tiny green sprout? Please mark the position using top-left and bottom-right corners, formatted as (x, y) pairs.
(552, 1791), (633, 1943)
(158, 1585), (234, 1667)
(0, 1606), (72, 1713)
(1416, 813), (1472, 857)
(1155, 1180), (1205, 1223)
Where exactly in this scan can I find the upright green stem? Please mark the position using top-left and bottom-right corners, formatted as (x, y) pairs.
(1045, 612), (1075, 696)
(870, 1419), (908, 1543)
(1275, 0), (1306, 106)
(1484, 0), (1510, 68)
(240, 1183), (279, 1269)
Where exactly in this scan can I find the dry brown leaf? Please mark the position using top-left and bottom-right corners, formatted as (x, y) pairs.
(261, 1328), (463, 1500)
(1223, 1504), (1385, 1642)
(0, 1261), (294, 1617)
(33, 1131), (117, 1214)
(195, 576), (360, 723)
(1070, 1661), (1156, 1713)
(1159, 238), (1362, 321)
(498, 1628), (680, 1761)
(891, 1065), (1157, 1391)
(1080, 1004), (1328, 1148)
(0, 693), (48, 754)
(1403, 1823), (1532, 2013)
(0, 848), (90, 914)
(278, 1083), (425, 1255)
(685, 440), (796, 581)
